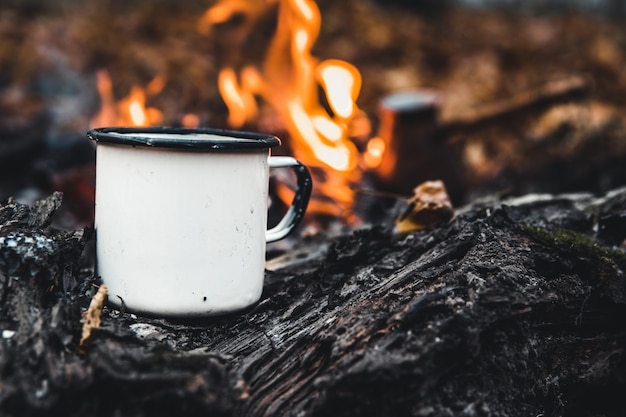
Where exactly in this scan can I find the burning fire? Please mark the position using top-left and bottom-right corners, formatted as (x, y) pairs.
(363, 136), (386, 169)
(204, 0), (367, 220)
(207, 0), (361, 172)
(90, 0), (374, 222)
(90, 70), (165, 128)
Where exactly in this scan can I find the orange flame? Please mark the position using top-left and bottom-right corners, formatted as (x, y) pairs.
(363, 136), (386, 169)
(217, 67), (259, 128)
(90, 70), (165, 128)
(206, 0), (366, 222)
(208, 0), (361, 173)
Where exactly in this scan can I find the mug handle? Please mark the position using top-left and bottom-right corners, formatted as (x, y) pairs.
(266, 156), (312, 243)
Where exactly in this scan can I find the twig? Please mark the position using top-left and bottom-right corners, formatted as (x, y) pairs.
(441, 75), (590, 136)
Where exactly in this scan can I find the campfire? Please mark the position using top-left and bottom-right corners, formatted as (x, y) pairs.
(201, 0), (365, 224)
(85, 0), (370, 225)
(1, 0), (626, 230)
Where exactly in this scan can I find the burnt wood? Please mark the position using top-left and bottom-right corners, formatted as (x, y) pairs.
(1, 189), (625, 416)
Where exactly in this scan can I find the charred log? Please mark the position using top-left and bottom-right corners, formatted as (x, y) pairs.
(1, 189), (625, 416)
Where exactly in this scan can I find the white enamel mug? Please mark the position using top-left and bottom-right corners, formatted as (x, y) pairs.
(87, 127), (312, 316)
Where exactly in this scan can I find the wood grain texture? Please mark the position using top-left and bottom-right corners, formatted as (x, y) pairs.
(1, 190), (625, 416)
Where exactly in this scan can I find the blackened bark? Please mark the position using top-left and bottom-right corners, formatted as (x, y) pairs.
(1, 190), (625, 416)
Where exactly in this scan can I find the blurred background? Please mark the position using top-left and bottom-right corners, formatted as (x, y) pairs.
(1, 0), (626, 228)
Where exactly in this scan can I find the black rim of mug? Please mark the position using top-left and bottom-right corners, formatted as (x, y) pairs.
(87, 126), (281, 150)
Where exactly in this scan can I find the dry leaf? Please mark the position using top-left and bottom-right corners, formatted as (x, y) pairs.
(79, 284), (108, 352)
(396, 180), (454, 233)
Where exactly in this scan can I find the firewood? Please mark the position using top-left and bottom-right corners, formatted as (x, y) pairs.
(1, 189), (625, 416)
(441, 75), (590, 135)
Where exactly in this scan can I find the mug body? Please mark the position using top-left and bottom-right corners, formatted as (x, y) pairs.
(90, 128), (279, 316)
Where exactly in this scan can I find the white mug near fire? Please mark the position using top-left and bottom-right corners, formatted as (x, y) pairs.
(87, 127), (312, 316)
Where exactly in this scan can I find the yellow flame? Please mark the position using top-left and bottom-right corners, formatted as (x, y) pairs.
(198, 0), (278, 33)
(363, 136), (386, 169)
(293, 0), (314, 21)
(311, 115), (342, 142)
(318, 60), (361, 120)
(286, 100), (352, 171)
(211, 0), (361, 173)
(218, 69), (247, 128)
(218, 67), (260, 128)
(203, 3), (236, 25)
(90, 70), (117, 129)
(128, 87), (148, 126)
(294, 29), (309, 52)
(90, 70), (164, 128)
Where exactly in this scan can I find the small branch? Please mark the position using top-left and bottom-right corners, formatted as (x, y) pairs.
(440, 75), (591, 136)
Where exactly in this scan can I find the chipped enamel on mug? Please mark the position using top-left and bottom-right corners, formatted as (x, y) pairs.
(88, 127), (312, 316)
